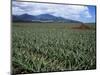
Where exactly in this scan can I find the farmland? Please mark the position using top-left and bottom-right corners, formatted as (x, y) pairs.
(12, 22), (96, 74)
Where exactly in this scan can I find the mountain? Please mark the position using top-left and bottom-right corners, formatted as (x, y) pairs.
(12, 14), (37, 22)
(12, 14), (80, 23)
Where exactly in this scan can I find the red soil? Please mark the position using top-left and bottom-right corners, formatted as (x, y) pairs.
(72, 23), (90, 30)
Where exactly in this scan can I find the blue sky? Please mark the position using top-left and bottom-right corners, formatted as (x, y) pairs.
(12, 1), (96, 23)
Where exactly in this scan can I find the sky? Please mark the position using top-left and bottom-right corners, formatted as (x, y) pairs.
(12, 1), (96, 23)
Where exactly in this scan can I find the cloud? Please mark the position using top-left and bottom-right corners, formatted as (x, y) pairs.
(12, 1), (92, 22)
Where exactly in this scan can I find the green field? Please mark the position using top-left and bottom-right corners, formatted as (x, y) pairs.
(12, 22), (96, 74)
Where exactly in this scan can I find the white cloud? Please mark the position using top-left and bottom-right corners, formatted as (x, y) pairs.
(12, 1), (92, 22)
(12, 7), (25, 15)
(83, 11), (92, 18)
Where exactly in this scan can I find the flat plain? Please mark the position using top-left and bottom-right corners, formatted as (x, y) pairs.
(12, 22), (96, 74)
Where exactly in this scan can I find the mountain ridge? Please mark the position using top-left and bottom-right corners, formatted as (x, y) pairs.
(12, 14), (81, 23)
